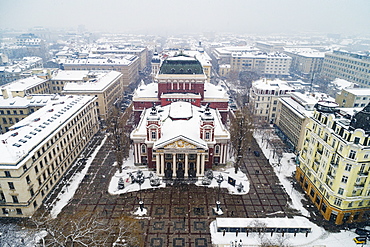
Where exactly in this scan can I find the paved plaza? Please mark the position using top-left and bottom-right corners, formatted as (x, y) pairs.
(38, 130), (299, 246)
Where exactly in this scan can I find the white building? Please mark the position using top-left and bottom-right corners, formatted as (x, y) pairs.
(249, 79), (295, 124)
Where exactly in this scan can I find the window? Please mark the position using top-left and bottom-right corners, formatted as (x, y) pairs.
(12, 195), (19, 203)
(341, 176), (348, 183)
(16, 208), (22, 215)
(0, 192), (5, 202)
(354, 137), (360, 144)
(4, 171), (11, 177)
(345, 164), (352, 171)
(215, 145), (220, 154)
(30, 188), (35, 197)
(348, 202), (353, 207)
(349, 150), (356, 159)
(338, 188), (344, 195)
(141, 144), (146, 154)
(273, 100), (277, 105)
(35, 165), (39, 174)
(205, 132), (210, 140)
(26, 175), (31, 184)
(334, 198), (342, 206)
(8, 182), (15, 190)
(151, 131), (156, 140)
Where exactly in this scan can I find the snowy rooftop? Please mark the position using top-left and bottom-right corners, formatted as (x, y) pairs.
(284, 48), (326, 58)
(51, 70), (91, 81)
(131, 102), (229, 149)
(0, 95), (95, 167)
(1, 76), (48, 93)
(253, 79), (294, 91)
(60, 56), (137, 66)
(332, 78), (355, 90)
(279, 97), (314, 118)
(342, 88), (370, 96)
(0, 94), (59, 108)
(62, 71), (122, 92)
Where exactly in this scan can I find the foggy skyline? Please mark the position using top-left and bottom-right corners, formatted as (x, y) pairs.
(1, 0), (369, 36)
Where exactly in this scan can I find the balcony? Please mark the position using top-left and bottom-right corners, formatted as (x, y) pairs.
(354, 182), (365, 189)
(327, 173), (335, 180)
(330, 162), (338, 169)
(317, 148), (323, 155)
(358, 171), (369, 177)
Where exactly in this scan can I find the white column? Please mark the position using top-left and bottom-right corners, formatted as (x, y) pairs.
(156, 153), (160, 175)
(134, 144), (138, 163)
(138, 144), (141, 164)
(220, 144), (224, 164)
(201, 153), (205, 176)
(223, 144), (227, 164)
(160, 153), (165, 176)
(196, 153), (200, 176)
(172, 153), (176, 177)
(184, 153), (189, 177)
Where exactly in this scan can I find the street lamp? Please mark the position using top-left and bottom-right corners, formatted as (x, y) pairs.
(216, 174), (224, 212)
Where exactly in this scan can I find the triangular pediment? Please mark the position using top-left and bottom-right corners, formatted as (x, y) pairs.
(153, 135), (207, 150)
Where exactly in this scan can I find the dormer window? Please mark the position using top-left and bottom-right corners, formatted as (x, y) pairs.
(151, 131), (157, 140)
(205, 132), (210, 140)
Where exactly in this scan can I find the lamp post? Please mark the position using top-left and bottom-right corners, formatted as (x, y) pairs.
(216, 174), (224, 212)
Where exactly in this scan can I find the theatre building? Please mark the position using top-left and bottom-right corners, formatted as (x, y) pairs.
(130, 102), (229, 178)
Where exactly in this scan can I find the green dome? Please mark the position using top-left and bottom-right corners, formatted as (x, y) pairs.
(159, 55), (204, 75)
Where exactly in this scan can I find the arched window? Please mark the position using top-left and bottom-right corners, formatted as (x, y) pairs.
(215, 145), (220, 155)
(205, 132), (210, 140)
(141, 144), (146, 154)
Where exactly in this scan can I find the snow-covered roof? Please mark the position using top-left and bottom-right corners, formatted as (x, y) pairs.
(0, 95), (96, 167)
(51, 70), (90, 81)
(342, 88), (370, 96)
(131, 102), (229, 149)
(216, 217), (312, 229)
(253, 79), (294, 91)
(0, 94), (58, 108)
(62, 71), (122, 92)
(1, 76), (48, 93)
(331, 78), (355, 90)
(60, 56), (137, 66)
(284, 48), (325, 58)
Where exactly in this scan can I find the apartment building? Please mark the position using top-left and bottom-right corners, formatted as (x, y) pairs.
(284, 48), (325, 78)
(275, 92), (317, 152)
(0, 95), (59, 134)
(0, 95), (99, 217)
(61, 70), (124, 120)
(60, 56), (139, 87)
(335, 88), (370, 108)
(90, 46), (148, 71)
(230, 52), (291, 76)
(321, 50), (370, 88)
(255, 41), (285, 53)
(212, 46), (258, 65)
(1, 76), (50, 98)
(296, 101), (370, 225)
(249, 79), (295, 124)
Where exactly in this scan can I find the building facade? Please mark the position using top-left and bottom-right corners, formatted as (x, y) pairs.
(249, 79), (295, 124)
(0, 95), (99, 217)
(296, 102), (370, 225)
(130, 102), (229, 178)
(284, 48), (325, 78)
(321, 50), (370, 88)
(335, 88), (370, 108)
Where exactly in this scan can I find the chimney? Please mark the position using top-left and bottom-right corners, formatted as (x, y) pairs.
(2, 89), (9, 99)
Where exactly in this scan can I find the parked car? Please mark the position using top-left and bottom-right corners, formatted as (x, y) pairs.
(253, 151), (260, 157)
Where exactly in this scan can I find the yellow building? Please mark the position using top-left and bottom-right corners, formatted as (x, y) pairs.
(296, 102), (370, 225)
(61, 70), (124, 120)
(335, 88), (370, 108)
(61, 56), (140, 87)
(0, 95), (99, 217)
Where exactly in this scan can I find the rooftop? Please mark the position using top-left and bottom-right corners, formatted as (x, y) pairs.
(0, 95), (95, 167)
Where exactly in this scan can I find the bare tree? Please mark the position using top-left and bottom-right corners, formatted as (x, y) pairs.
(0, 222), (37, 247)
(229, 107), (254, 173)
(29, 211), (143, 247)
(107, 103), (133, 173)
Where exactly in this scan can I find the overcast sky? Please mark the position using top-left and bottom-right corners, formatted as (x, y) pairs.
(0, 0), (369, 35)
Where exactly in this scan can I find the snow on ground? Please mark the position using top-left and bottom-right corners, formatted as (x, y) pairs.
(108, 152), (250, 197)
(253, 129), (309, 216)
(49, 135), (107, 218)
(210, 216), (360, 247)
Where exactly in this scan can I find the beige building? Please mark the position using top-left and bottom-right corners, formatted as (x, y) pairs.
(249, 79), (295, 124)
(296, 102), (370, 225)
(0, 95), (99, 217)
(335, 88), (370, 108)
(61, 56), (140, 87)
(230, 52), (291, 76)
(1, 76), (50, 98)
(61, 70), (124, 120)
(284, 48), (325, 78)
(321, 50), (370, 88)
(90, 46), (148, 71)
